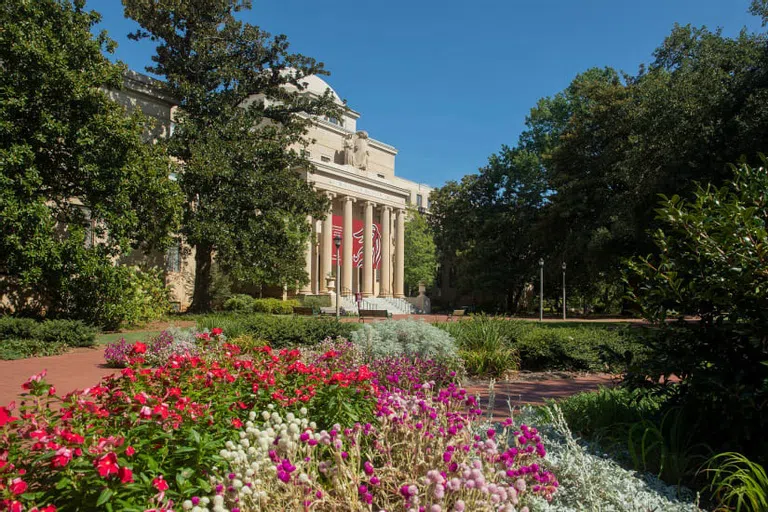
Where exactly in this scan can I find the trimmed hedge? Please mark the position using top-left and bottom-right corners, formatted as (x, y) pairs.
(222, 295), (300, 315)
(197, 314), (358, 348)
(438, 317), (641, 373)
(0, 317), (97, 348)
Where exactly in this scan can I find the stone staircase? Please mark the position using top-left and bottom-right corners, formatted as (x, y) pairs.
(339, 296), (415, 316)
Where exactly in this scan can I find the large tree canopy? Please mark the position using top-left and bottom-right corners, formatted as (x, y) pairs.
(0, 0), (182, 326)
(430, 4), (768, 312)
(403, 208), (437, 295)
(123, 0), (341, 311)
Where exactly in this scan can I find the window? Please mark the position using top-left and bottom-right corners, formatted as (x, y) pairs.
(427, 198), (431, 209)
(166, 241), (182, 273)
(377, 174), (385, 179)
(83, 219), (96, 249)
(321, 155), (331, 163)
(301, 149), (311, 159)
(416, 194), (423, 207)
(405, 196), (411, 205)
(325, 116), (342, 126)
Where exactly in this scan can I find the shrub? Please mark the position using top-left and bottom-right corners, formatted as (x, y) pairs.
(439, 315), (520, 377)
(350, 319), (458, 361)
(33, 319), (96, 347)
(223, 294), (256, 312)
(438, 317), (637, 373)
(0, 339), (68, 360)
(197, 314), (358, 347)
(301, 294), (331, 309)
(252, 298), (300, 314)
(0, 317), (39, 340)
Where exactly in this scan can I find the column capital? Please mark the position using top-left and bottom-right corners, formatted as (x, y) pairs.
(380, 204), (392, 212)
(343, 195), (356, 203)
(325, 191), (336, 200)
(365, 200), (376, 207)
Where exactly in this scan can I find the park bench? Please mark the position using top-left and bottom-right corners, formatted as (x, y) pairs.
(358, 309), (391, 323)
(292, 306), (315, 316)
(319, 307), (337, 316)
(448, 309), (467, 320)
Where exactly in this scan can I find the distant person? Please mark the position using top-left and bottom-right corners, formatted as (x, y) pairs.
(355, 292), (362, 310)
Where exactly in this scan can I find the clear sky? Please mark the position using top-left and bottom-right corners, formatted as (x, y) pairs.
(93, 0), (762, 188)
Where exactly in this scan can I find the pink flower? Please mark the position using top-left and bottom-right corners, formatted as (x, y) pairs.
(9, 477), (28, 495)
(125, 446), (135, 456)
(211, 328), (223, 336)
(118, 466), (134, 483)
(152, 475), (169, 492)
(94, 453), (119, 478)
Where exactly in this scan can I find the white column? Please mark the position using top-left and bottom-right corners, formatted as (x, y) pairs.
(363, 201), (374, 297)
(300, 215), (313, 294)
(342, 196), (354, 296)
(380, 206), (392, 297)
(394, 208), (405, 298)
(320, 193), (335, 294)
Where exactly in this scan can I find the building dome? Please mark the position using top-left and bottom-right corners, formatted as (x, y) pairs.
(280, 69), (342, 104)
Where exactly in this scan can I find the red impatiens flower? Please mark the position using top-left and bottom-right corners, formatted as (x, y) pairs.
(125, 446), (135, 456)
(29, 506), (57, 512)
(132, 342), (147, 355)
(94, 452), (119, 478)
(9, 477), (28, 495)
(51, 447), (73, 468)
(231, 417), (243, 428)
(152, 475), (169, 492)
(0, 406), (18, 427)
(211, 327), (223, 336)
(118, 466), (133, 483)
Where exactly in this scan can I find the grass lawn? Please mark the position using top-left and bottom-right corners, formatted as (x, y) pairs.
(96, 330), (161, 345)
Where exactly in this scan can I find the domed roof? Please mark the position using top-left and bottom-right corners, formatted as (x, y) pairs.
(280, 69), (342, 104)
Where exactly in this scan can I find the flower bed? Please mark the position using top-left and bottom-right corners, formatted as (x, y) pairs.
(0, 332), (559, 511)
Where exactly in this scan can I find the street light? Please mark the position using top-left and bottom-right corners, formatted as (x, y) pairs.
(539, 258), (544, 322)
(562, 262), (567, 320)
(334, 234), (342, 320)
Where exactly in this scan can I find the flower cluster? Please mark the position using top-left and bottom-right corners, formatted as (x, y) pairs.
(1, 332), (558, 511)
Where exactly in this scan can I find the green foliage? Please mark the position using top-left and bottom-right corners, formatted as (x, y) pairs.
(301, 295), (331, 309)
(706, 452), (768, 512)
(0, 317), (96, 348)
(223, 294), (256, 312)
(0, 0), (182, 324)
(626, 160), (768, 461)
(197, 314), (358, 348)
(437, 318), (637, 373)
(350, 320), (458, 362)
(404, 208), (437, 295)
(123, 0), (341, 311)
(438, 315), (519, 377)
(0, 339), (68, 360)
(223, 295), (300, 314)
(0, 317), (38, 340)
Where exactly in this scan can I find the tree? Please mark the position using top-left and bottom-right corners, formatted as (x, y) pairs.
(123, 0), (340, 311)
(625, 158), (768, 459)
(0, 0), (182, 327)
(403, 208), (437, 296)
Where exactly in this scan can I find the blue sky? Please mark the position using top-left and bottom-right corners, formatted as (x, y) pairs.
(94, 0), (762, 188)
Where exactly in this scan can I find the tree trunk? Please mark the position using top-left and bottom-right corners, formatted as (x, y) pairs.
(190, 243), (213, 313)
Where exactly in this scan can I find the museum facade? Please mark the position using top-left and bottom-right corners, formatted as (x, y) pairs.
(113, 71), (433, 309)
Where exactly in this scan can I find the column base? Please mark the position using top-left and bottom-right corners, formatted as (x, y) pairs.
(362, 292), (374, 298)
(341, 287), (352, 296)
(379, 292), (392, 298)
(394, 294), (405, 299)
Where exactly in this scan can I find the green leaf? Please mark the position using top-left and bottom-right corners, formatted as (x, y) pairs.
(97, 488), (113, 507)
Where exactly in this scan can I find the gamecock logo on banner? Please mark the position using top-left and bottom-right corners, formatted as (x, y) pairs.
(331, 215), (381, 269)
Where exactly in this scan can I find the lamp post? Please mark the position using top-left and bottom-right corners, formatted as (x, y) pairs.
(539, 258), (544, 322)
(334, 234), (342, 320)
(562, 262), (567, 320)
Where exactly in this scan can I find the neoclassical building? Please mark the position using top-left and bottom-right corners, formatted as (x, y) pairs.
(112, 71), (433, 309)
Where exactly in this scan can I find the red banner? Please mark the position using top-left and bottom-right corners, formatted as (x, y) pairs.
(331, 215), (381, 269)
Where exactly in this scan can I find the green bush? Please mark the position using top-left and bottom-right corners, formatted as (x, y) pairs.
(438, 315), (519, 377)
(437, 317), (638, 373)
(0, 317), (96, 348)
(33, 320), (97, 347)
(0, 317), (39, 340)
(301, 295), (331, 309)
(0, 339), (69, 360)
(197, 314), (358, 347)
(223, 294), (255, 312)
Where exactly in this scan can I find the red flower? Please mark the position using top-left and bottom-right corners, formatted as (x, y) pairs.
(9, 477), (27, 495)
(211, 328), (223, 336)
(132, 342), (147, 355)
(152, 475), (169, 492)
(118, 466), (133, 483)
(125, 446), (135, 456)
(0, 406), (18, 427)
(30, 506), (56, 512)
(231, 417), (243, 428)
(94, 452), (119, 478)
(52, 447), (73, 468)
(9, 501), (23, 512)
